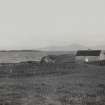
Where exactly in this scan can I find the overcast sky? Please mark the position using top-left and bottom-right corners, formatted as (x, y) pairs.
(0, 0), (105, 50)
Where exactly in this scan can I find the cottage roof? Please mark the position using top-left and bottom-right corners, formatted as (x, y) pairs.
(76, 50), (101, 56)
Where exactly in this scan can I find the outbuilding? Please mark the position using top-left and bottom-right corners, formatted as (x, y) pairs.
(75, 50), (105, 62)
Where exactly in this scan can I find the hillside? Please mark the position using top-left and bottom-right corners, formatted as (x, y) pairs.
(39, 44), (89, 51)
(0, 62), (105, 105)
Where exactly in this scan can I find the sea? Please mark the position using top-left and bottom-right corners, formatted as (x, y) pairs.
(0, 51), (47, 63)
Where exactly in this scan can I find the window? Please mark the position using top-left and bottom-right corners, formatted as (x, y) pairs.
(85, 58), (88, 62)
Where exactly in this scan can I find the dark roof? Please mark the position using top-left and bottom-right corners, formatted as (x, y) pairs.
(76, 50), (101, 56)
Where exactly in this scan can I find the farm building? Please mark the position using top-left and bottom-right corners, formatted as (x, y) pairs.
(75, 50), (105, 62)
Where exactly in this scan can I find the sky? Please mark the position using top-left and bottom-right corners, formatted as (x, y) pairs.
(0, 0), (105, 50)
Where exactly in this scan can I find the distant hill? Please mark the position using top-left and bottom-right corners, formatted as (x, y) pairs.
(39, 44), (89, 51)
(91, 45), (105, 50)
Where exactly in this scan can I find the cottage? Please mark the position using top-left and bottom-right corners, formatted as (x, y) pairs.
(75, 50), (105, 62)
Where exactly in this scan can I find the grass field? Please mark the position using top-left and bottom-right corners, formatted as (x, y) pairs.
(0, 62), (105, 105)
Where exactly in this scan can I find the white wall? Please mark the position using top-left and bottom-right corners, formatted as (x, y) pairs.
(76, 56), (99, 62)
(99, 51), (105, 60)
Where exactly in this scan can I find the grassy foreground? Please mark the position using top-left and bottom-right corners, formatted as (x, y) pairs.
(0, 62), (105, 105)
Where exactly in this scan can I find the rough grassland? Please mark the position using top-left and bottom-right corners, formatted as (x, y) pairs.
(0, 62), (105, 105)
